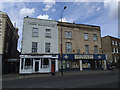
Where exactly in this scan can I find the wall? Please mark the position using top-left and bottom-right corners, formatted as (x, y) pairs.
(58, 22), (101, 54)
(22, 17), (58, 54)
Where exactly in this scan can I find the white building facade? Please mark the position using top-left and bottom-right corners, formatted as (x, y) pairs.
(20, 17), (58, 74)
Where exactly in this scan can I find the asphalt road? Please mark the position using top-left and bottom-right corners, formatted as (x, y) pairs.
(2, 71), (119, 88)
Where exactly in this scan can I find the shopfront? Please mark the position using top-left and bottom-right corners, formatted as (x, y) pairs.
(19, 54), (58, 74)
(58, 54), (107, 71)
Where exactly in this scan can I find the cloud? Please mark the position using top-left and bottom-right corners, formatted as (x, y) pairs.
(42, 0), (55, 11)
(37, 14), (51, 20)
(58, 17), (70, 22)
(19, 8), (35, 16)
(96, 7), (101, 11)
(103, 0), (119, 19)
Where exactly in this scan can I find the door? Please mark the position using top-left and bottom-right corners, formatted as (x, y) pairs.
(51, 60), (55, 72)
(35, 62), (39, 72)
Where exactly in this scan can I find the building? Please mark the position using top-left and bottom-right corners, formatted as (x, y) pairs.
(20, 17), (58, 74)
(57, 22), (106, 71)
(0, 11), (19, 74)
(102, 35), (120, 64)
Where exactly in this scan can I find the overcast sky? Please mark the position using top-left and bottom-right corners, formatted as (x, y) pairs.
(0, 0), (119, 51)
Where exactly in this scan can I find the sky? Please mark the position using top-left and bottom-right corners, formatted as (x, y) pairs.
(0, 0), (119, 51)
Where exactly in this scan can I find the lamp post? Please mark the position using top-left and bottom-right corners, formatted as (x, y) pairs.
(60, 6), (67, 76)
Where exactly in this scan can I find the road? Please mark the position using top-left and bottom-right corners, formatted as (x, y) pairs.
(2, 71), (119, 88)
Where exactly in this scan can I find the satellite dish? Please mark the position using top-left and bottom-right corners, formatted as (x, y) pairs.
(77, 49), (80, 54)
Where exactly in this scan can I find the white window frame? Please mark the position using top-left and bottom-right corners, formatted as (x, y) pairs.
(93, 34), (97, 41)
(112, 41), (114, 45)
(116, 48), (118, 53)
(45, 43), (51, 53)
(45, 29), (51, 38)
(32, 42), (38, 53)
(66, 43), (72, 54)
(32, 28), (38, 37)
(113, 48), (115, 53)
(115, 41), (117, 45)
(84, 33), (88, 40)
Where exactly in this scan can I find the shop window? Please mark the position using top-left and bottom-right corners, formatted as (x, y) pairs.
(84, 33), (88, 40)
(25, 58), (33, 69)
(119, 42), (120, 46)
(65, 31), (71, 39)
(32, 28), (38, 37)
(94, 45), (98, 54)
(45, 43), (51, 53)
(45, 29), (51, 38)
(32, 42), (38, 52)
(66, 43), (72, 54)
(93, 34), (97, 41)
(85, 45), (89, 54)
(43, 58), (49, 65)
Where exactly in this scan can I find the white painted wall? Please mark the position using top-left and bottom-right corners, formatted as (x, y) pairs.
(22, 17), (58, 54)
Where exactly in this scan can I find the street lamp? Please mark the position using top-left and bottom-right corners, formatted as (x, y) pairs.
(60, 6), (67, 76)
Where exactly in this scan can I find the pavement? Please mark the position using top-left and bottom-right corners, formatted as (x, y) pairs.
(2, 69), (119, 81)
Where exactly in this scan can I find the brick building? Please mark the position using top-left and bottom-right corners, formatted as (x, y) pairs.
(57, 22), (106, 70)
(102, 35), (120, 64)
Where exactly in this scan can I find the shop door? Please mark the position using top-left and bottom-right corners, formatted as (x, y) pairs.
(35, 62), (39, 72)
(51, 60), (55, 72)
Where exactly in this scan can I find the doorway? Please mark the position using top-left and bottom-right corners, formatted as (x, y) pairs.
(35, 61), (39, 72)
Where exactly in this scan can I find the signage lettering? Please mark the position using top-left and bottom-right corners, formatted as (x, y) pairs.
(75, 55), (94, 59)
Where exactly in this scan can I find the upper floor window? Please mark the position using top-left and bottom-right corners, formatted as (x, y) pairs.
(66, 43), (72, 54)
(32, 42), (38, 52)
(115, 41), (117, 45)
(94, 45), (98, 54)
(116, 48), (118, 53)
(85, 45), (89, 54)
(45, 29), (51, 38)
(32, 28), (38, 37)
(45, 43), (51, 53)
(112, 41), (114, 45)
(65, 31), (71, 39)
(93, 34), (97, 41)
(84, 33), (88, 40)
(113, 48), (115, 53)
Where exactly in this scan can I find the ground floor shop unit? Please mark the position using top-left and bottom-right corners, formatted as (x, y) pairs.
(19, 54), (58, 74)
(58, 54), (107, 71)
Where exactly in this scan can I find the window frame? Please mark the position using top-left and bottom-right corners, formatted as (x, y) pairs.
(85, 45), (89, 54)
(65, 31), (72, 39)
(93, 34), (97, 41)
(32, 28), (38, 37)
(45, 43), (51, 53)
(32, 42), (38, 53)
(84, 33), (88, 40)
(94, 45), (98, 54)
(45, 29), (51, 38)
(65, 42), (72, 54)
